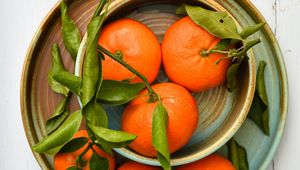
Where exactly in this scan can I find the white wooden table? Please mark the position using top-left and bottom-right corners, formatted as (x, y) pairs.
(0, 0), (299, 169)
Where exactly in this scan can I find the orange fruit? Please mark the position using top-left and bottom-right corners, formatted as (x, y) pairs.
(162, 16), (231, 92)
(121, 82), (199, 157)
(176, 154), (236, 170)
(54, 130), (115, 170)
(98, 18), (161, 84)
(118, 161), (161, 170)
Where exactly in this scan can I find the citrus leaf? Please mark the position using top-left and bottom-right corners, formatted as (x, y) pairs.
(89, 125), (136, 148)
(96, 80), (145, 105)
(227, 138), (249, 170)
(179, 4), (241, 40)
(175, 4), (187, 15)
(256, 61), (268, 105)
(248, 61), (269, 135)
(44, 145), (62, 155)
(232, 39), (261, 58)
(60, 0), (81, 61)
(48, 43), (69, 96)
(95, 58), (103, 102)
(33, 110), (82, 154)
(59, 137), (89, 153)
(226, 62), (241, 92)
(152, 102), (170, 170)
(214, 39), (231, 51)
(240, 23), (265, 39)
(90, 151), (109, 170)
(66, 166), (81, 170)
(81, 0), (108, 106)
(53, 70), (82, 96)
(81, 14), (105, 107)
(84, 102), (108, 128)
(45, 94), (71, 134)
(95, 143), (114, 156)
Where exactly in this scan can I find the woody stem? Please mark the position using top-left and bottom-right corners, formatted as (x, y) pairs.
(97, 45), (160, 102)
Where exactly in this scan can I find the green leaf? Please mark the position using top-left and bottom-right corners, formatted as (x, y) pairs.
(92, 0), (108, 18)
(95, 143), (114, 156)
(152, 102), (170, 170)
(33, 110), (82, 154)
(45, 94), (71, 134)
(66, 166), (81, 170)
(179, 4), (241, 40)
(176, 4), (187, 15)
(217, 39), (260, 66)
(53, 70), (82, 96)
(248, 61), (269, 135)
(214, 39), (231, 51)
(226, 62), (241, 92)
(89, 125), (137, 148)
(256, 61), (268, 105)
(94, 53), (103, 104)
(59, 137), (89, 153)
(48, 43), (69, 96)
(84, 102), (108, 128)
(96, 80), (145, 105)
(224, 40), (261, 92)
(240, 23), (265, 39)
(90, 151), (109, 170)
(81, 15), (104, 107)
(60, 0), (81, 61)
(227, 138), (249, 170)
(81, 0), (108, 106)
(233, 39), (261, 57)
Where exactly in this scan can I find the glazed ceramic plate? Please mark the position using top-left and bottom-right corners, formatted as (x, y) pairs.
(20, 0), (288, 170)
(74, 0), (256, 166)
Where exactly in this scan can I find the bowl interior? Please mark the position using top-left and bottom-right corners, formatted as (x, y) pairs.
(75, 0), (255, 166)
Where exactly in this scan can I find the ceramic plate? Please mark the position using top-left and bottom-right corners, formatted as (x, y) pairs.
(20, 0), (288, 169)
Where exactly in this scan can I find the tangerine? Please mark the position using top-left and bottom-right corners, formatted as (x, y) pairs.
(54, 130), (115, 170)
(162, 16), (231, 92)
(98, 18), (161, 83)
(118, 161), (161, 170)
(176, 154), (235, 170)
(121, 82), (199, 157)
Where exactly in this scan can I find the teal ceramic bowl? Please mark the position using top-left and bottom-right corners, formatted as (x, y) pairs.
(75, 0), (256, 166)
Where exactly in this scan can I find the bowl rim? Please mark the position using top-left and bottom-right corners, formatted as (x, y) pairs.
(236, 1), (289, 169)
(74, 0), (256, 166)
(19, 0), (288, 169)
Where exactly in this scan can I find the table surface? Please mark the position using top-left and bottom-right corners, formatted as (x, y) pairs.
(0, 0), (299, 169)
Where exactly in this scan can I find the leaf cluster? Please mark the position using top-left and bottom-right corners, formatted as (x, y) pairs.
(178, 5), (270, 169)
(33, 1), (143, 169)
(177, 4), (265, 91)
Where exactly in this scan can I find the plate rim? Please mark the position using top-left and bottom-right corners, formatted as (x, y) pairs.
(20, 0), (63, 169)
(235, 1), (288, 169)
(20, 0), (289, 169)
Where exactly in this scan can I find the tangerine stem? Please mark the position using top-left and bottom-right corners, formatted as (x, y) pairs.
(92, 0), (107, 17)
(97, 45), (160, 102)
(201, 49), (229, 57)
(76, 142), (93, 168)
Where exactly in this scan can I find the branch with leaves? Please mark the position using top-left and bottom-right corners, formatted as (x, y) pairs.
(177, 4), (265, 91)
(34, 0), (170, 169)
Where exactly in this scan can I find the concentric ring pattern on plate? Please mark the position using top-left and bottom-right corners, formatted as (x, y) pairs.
(75, 1), (254, 166)
(20, 0), (287, 169)
(214, 1), (288, 170)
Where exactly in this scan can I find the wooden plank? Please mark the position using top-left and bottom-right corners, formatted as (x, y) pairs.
(271, 0), (300, 169)
(249, 1), (276, 169)
(251, 0), (277, 33)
